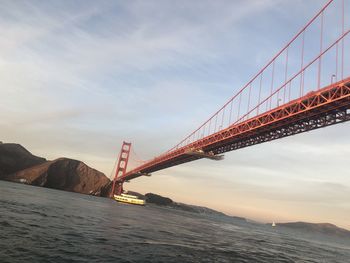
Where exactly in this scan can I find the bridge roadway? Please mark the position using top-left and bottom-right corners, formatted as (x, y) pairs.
(118, 78), (350, 183)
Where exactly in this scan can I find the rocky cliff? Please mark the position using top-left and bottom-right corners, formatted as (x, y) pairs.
(0, 143), (46, 177)
(0, 143), (111, 196)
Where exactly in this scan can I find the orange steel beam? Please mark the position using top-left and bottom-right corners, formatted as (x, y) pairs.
(118, 77), (350, 183)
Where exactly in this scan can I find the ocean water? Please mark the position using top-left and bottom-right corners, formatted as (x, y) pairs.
(0, 181), (349, 263)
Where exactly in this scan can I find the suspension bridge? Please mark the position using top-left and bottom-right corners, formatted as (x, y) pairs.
(111, 0), (350, 196)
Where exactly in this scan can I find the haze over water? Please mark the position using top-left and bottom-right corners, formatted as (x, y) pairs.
(1, 181), (349, 263)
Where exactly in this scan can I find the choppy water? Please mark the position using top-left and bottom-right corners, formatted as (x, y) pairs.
(0, 181), (349, 263)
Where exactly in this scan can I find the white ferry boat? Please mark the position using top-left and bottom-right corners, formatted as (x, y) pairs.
(114, 193), (145, 206)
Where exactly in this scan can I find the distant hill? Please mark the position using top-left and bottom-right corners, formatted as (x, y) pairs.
(0, 142), (111, 196)
(273, 222), (350, 238)
(145, 193), (172, 205)
(145, 193), (246, 221)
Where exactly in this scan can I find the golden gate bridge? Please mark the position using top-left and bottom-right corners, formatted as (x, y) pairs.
(111, 0), (350, 196)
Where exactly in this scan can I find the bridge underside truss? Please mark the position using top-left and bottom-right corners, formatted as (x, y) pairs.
(211, 81), (350, 154)
(215, 105), (350, 154)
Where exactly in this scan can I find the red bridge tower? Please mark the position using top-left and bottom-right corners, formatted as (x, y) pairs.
(110, 141), (131, 197)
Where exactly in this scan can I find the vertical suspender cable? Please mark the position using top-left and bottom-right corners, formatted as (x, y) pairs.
(284, 46), (289, 104)
(270, 61), (275, 110)
(228, 100), (233, 125)
(221, 107), (225, 130)
(247, 84), (252, 119)
(318, 11), (324, 89)
(341, 0), (345, 79)
(300, 31), (305, 96)
(237, 92), (242, 122)
(257, 73), (263, 115)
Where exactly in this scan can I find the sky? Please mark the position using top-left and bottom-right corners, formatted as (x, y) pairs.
(0, 0), (349, 229)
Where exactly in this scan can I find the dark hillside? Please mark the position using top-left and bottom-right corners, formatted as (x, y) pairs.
(0, 143), (46, 177)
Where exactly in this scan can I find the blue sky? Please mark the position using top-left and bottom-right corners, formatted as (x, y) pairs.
(1, 0), (350, 229)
